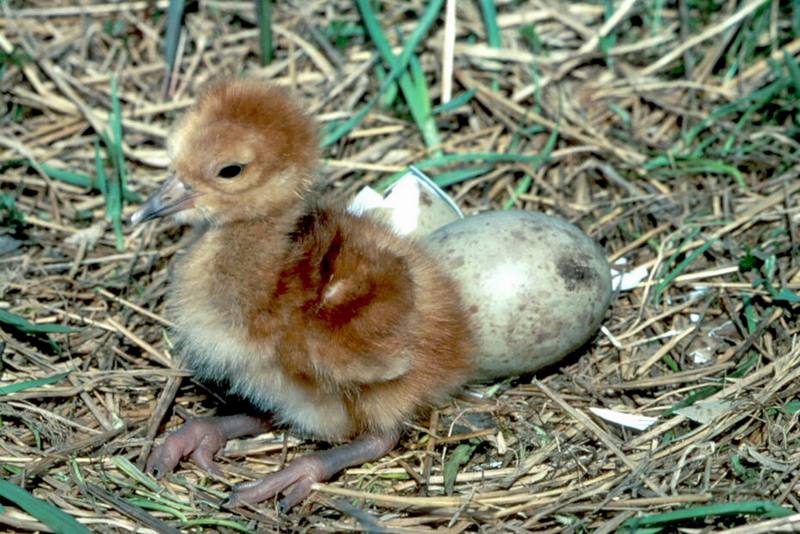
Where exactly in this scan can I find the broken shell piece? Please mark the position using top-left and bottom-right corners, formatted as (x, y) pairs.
(589, 407), (658, 431)
(348, 167), (463, 237)
(610, 263), (649, 292)
(404, 166), (463, 235)
(675, 400), (736, 424)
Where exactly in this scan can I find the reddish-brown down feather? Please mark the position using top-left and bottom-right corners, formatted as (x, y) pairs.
(138, 80), (475, 509)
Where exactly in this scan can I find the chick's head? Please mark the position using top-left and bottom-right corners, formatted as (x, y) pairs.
(133, 81), (317, 226)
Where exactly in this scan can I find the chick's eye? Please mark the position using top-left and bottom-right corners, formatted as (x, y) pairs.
(218, 164), (243, 179)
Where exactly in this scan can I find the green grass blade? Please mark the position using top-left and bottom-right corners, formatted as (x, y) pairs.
(419, 151), (547, 167)
(30, 161), (140, 202)
(110, 456), (162, 494)
(374, 63), (399, 108)
(478, 0), (502, 47)
(254, 0), (273, 66)
(408, 51), (430, 116)
(794, 2), (800, 38)
(130, 488), (193, 511)
(501, 126), (557, 209)
(784, 50), (800, 94)
(321, 92), (381, 146)
(182, 518), (258, 534)
(0, 479), (91, 534)
(98, 139), (124, 251)
(93, 141), (108, 196)
(620, 500), (792, 532)
(743, 294), (759, 334)
(408, 52), (438, 148)
(720, 105), (757, 164)
(164, 0), (185, 78)
(0, 193), (24, 225)
(652, 159), (746, 189)
(503, 174), (532, 209)
(374, 150), (550, 191)
(376, 164), (493, 191)
(643, 154), (671, 171)
(609, 102), (631, 127)
(0, 372), (69, 396)
(126, 498), (188, 522)
(435, 165), (493, 188)
(37, 163), (92, 189)
(520, 24), (544, 54)
(678, 76), (787, 153)
(106, 77), (125, 251)
(0, 309), (79, 335)
(478, 0), (502, 91)
(691, 161), (745, 189)
(110, 78), (128, 195)
(654, 240), (714, 300)
(539, 125), (560, 159)
(774, 287), (800, 303)
(443, 441), (478, 496)
(354, 0), (444, 152)
(433, 89), (476, 114)
(731, 352), (759, 378)
(322, 0), (443, 147)
(662, 228), (700, 269)
(599, 0), (618, 60)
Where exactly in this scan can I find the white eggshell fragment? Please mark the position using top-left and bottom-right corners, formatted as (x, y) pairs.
(425, 211), (612, 380)
(349, 169), (463, 237)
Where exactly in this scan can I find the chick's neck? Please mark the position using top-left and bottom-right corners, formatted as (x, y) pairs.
(213, 197), (306, 250)
(187, 195), (311, 313)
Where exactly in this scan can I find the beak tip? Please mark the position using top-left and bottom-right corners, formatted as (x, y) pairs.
(130, 208), (152, 226)
(130, 211), (144, 226)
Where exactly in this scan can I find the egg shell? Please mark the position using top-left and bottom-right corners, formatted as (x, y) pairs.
(424, 211), (612, 380)
(414, 186), (462, 236)
(363, 186), (460, 238)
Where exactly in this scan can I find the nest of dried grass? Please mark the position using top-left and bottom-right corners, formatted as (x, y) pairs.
(1, 0), (800, 532)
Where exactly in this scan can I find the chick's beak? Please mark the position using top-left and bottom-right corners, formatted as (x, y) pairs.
(131, 175), (197, 225)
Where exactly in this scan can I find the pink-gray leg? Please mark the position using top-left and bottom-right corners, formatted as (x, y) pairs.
(146, 414), (270, 478)
(225, 430), (399, 511)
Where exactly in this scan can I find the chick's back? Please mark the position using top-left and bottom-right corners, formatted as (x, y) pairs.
(172, 201), (475, 441)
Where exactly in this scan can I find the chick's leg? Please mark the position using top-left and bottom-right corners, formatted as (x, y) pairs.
(147, 415), (270, 478)
(226, 430), (399, 511)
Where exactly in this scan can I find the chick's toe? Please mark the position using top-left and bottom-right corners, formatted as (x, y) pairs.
(146, 415), (270, 478)
(225, 431), (398, 510)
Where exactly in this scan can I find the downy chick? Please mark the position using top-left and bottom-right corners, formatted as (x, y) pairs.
(133, 80), (474, 509)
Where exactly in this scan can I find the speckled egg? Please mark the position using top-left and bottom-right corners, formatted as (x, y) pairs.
(424, 211), (612, 380)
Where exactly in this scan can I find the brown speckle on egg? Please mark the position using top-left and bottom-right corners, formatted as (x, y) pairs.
(511, 230), (526, 242)
(557, 255), (597, 291)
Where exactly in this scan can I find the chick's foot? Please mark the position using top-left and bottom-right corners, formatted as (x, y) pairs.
(147, 415), (270, 478)
(225, 430), (399, 511)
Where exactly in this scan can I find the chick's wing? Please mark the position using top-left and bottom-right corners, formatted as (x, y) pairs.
(288, 208), (417, 386)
